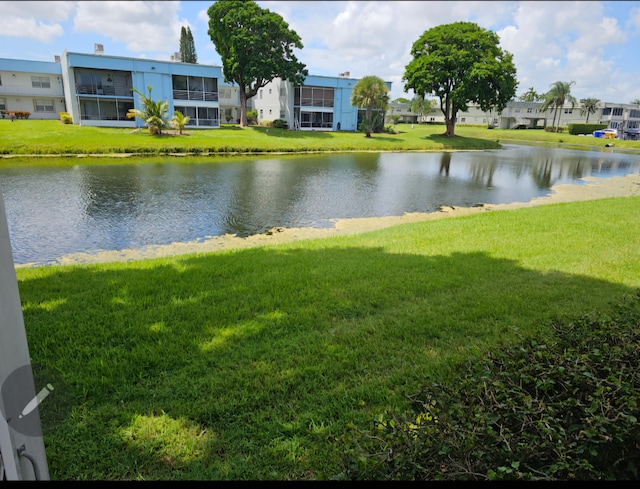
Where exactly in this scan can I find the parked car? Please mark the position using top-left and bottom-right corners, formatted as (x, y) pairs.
(593, 128), (618, 139)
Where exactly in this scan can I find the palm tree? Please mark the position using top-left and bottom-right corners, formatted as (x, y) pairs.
(520, 87), (540, 102)
(170, 110), (191, 135)
(410, 94), (436, 123)
(540, 81), (577, 132)
(350, 75), (390, 137)
(579, 98), (600, 123)
(127, 85), (170, 135)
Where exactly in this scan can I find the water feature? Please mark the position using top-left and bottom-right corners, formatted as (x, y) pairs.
(1, 144), (639, 265)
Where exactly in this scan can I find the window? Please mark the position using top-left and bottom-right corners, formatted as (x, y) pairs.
(293, 86), (334, 108)
(527, 108), (533, 113)
(564, 109), (572, 114)
(630, 110), (640, 119)
(31, 76), (51, 89)
(174, 105), (219, 126)
(0, 98), (5, 111)
(461, 117), (466, 122)
(602, 108), (611, 116)
(34, 99), (54, 112)
(612, 108), (623, 116)
(280, 87), (285, 97)
(280, 110), (285, 119)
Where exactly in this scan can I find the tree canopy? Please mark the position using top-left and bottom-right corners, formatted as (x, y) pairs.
(207, 0), (308, 127)
(540, 81), (577, 132)
(410, 95), (436, 123)
(403, 21), (518, 137)
(350, 75), (390, 137)
(127, 85), (170, 135)
(179, 26), (198, 63)
(519, 87), (541, 102)
(579, 97), (600, 124)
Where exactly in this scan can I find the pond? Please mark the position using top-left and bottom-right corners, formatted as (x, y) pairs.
(1, 144), (639, 266)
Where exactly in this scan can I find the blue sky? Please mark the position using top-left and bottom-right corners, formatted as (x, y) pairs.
(1, 1), (639, 103)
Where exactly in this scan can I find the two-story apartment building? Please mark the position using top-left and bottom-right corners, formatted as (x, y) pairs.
(0, 58), (65, 120)
(60, 46), (222, 128)
(251, 72), (393, 131)
(390, 98), (640, 135)
(1, 45), (225, 128)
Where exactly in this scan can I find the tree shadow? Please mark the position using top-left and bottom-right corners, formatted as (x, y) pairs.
(17, 246), (635, 479)
(424, 134), (501, 149)
(251, 127), (333, 140)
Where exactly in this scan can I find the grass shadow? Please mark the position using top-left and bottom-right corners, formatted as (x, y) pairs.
(18, 246), (636, 479)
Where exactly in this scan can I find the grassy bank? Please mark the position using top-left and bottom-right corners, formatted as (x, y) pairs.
(18, 195), (640, 480)
(2, 120), (639, 157)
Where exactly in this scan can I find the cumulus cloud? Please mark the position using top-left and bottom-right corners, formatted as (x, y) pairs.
(73, 1), (186, 54)
(0, 1), (74, 42)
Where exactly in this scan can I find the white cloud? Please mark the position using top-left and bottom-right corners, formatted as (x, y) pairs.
(0, 1), (75, 42)
(73, 1), (186, 53)
(627, 6), (640, 33)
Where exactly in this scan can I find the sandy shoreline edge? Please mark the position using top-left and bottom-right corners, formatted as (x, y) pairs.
(17, 172), (640, 268)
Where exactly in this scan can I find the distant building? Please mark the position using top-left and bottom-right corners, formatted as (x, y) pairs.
(1, 47), (224, 128)
(0, 58), (65, 120)
(252, 73), (393, 131)
(59, 50), (222, 128)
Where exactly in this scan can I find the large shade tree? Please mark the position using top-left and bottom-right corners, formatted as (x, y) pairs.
(540, 81), (577, 132)
(350, 75), (390, 137)
(207, 0), (308, 127)
(403, 21), (517, 137)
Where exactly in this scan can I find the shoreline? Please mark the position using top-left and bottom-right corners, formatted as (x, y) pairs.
(16, 172), (640, 269)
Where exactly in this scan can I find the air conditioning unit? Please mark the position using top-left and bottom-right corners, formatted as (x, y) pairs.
(94, 43), (104, 55)
(54, 55), (61, 62)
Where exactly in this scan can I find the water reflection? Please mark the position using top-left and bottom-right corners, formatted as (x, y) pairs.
(1, 144), (638, 265)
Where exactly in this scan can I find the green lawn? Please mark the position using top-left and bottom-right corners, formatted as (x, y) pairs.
(16, 196), (640, 480)
(2, 120), (639, 158)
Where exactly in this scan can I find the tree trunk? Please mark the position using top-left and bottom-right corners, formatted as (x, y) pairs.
(365, 107), (372, 137)
(239, 90), (248, 128)
(445, 117), (456, 137)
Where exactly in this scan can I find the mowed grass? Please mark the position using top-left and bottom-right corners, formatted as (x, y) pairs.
(17, 195), (640, 480)
(2, 119), (639, 157)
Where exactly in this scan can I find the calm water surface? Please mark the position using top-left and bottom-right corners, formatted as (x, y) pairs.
(1, 144), (639, 265)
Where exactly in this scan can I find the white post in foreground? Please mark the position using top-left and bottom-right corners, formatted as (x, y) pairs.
(0, 183), (49, 480)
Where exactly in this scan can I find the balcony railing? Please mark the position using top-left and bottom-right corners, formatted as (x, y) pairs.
(173, 89), (218, 102)
(76, 85), (132, 96)
(186, 118), (220, 127)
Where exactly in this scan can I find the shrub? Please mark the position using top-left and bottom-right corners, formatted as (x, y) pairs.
(337, 291), (640, 480)
(568, 123), (608, 135)
(59, 112), (73, 124)
(271, 119), (288, 129)
(246, 110), (258, 125)
(7, 111), (31, 119)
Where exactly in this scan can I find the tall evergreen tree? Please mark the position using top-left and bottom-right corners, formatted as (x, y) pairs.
(179, 26), (198, 63)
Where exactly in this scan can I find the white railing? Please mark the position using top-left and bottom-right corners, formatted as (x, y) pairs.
(173, 90), (218, 102)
